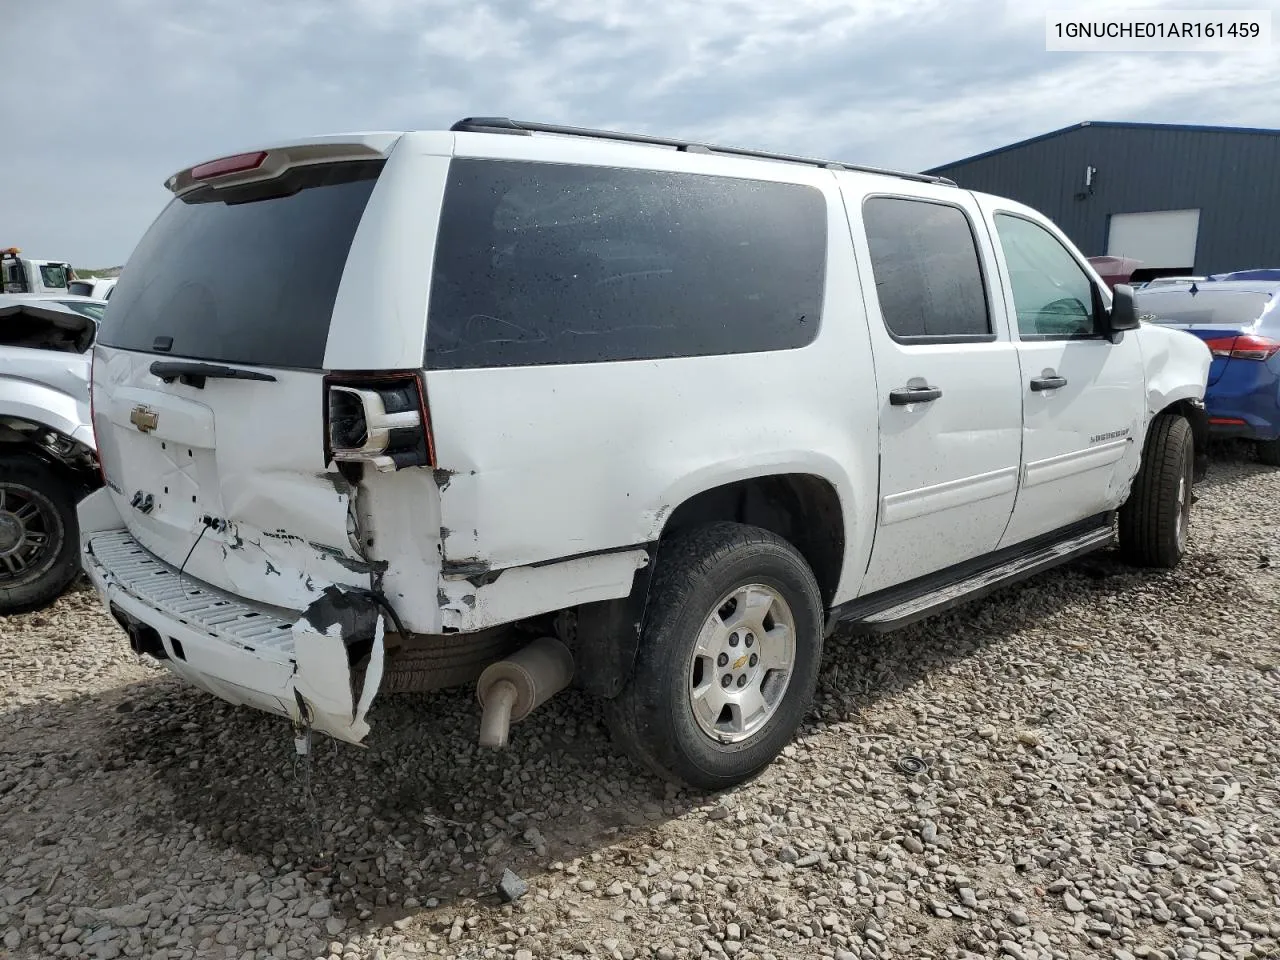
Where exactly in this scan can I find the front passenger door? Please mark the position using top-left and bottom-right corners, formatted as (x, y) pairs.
(977, 203), (1146, 549)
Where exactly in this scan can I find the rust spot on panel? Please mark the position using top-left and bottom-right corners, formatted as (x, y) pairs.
(440, 526), (452, 540)
(442, 558), (492, 577)
(467, 569), (503, 589)
(462, 594), (476, 609)
(433, 468), (457, 491)
(309, 541), (389, 576)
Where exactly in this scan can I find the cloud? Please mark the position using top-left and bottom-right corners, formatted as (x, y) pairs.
(4, 0), (1279, 265)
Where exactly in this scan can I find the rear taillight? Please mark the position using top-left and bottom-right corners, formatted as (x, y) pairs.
(1203, 334), (1280, 361)
(325, 374), (434, 472)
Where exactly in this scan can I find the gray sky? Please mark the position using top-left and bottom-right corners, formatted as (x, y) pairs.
(7, 0), (1280, 267)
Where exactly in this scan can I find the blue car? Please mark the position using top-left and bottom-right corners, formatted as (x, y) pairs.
(1136, 280), (1280, 465)
(1206, 268), (1280, 282)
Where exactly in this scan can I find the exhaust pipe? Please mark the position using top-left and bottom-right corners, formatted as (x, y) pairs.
(476, 636), (574, 748)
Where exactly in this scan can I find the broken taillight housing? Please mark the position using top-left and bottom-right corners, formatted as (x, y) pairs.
(325, 374), (434, 472)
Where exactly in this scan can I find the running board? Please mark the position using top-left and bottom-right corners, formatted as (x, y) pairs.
(840, 524), (1115, 634)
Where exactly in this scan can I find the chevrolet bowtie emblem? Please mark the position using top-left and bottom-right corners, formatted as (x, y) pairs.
(129, 405), (159, 433)
(732, 654), (750, 671)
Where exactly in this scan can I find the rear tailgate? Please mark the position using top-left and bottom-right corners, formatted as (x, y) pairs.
(92, 352), (369, 608)
(1136, 286), (1275, 386)
(89, 138), (431, 615)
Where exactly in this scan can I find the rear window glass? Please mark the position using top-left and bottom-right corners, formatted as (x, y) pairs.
(68, 280), (94, 296)
(1136, 288), (1273, 327)
(862, 197), (991, 341)
(425, 160), (827, 369)
(98, 160), (383, 369)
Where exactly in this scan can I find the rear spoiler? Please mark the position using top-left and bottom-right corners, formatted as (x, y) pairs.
(165, 132), (404, 197)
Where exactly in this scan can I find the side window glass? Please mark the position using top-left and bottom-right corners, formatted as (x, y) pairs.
(862, 196), (991, 340)
(426, 161), (828, 369)
(994, 214), (1097, 339)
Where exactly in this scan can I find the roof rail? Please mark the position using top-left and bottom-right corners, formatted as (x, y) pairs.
(450, 117), (957, 187)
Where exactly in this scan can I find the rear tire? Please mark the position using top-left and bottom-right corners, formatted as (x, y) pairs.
(0, 451), (81, 613)
(604, 522), (824, 791)
(1118, 415), (1194, 569)
(1256, 439), (1280, 467)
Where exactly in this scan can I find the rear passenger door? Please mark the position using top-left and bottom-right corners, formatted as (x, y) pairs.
(843, 183), (1023, 595)
(975, 201), (1146, 548)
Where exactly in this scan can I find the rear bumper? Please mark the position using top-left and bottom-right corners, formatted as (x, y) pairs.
(1205, 362), (1280, 442)
(78, 491), (384, 744)
(1206, 420), (1273, 441)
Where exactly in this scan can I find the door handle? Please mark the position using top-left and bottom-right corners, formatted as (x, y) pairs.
(889, 385), (942, 405)
(1030, 375), (1068, 392)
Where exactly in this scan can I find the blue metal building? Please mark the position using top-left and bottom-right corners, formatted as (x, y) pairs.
(924, 121), (1280, 281)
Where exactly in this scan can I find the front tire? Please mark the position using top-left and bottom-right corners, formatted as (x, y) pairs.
(1118, 414), (1194, 569)
(604, 522), (824, 791)
(0, 451), (81, 613)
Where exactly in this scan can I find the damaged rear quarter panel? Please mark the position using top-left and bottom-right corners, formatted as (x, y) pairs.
(420, 162), (876, 613)
(425, 362), (874, 618)
(436, 548), (651, 632)
(353, 462), (446, 633)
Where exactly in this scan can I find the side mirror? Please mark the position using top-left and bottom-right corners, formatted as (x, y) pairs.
(1106, 283), (1142, 338)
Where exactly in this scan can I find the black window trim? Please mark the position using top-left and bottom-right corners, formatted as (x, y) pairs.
(861, 192), (998, 347)
(991, 209), (1109, 343)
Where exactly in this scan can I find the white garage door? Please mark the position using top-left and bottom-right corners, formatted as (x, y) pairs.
(1107, 209), (1200, 268)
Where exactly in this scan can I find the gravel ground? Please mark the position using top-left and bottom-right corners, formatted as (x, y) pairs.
(2, 443), (1278, 960)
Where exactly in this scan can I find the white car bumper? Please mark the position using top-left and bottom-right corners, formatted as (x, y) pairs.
(78, 488), (384, 744)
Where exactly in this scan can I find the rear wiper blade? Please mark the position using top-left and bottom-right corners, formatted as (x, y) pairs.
(149, 360), (277, 389)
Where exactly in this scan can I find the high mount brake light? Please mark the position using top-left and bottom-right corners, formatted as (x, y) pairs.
(1203, 334), (1280, 361)
(190, 151), (268, 181)
(325, 374), (434, 472)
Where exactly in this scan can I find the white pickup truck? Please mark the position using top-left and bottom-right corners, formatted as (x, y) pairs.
(78, 119), (1212, 789)
(2, 248), (73, 296)
(0, 294), (103, 611)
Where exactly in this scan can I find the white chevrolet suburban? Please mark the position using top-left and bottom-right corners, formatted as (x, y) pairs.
(78, 118), (1212, 790)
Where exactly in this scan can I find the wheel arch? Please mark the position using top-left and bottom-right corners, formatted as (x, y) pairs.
(571, 471), (847, 699)
(657, 473), (845, 604)
(0, 440), (90, 612)
(0, 415), (101, 494)
(1150, 397), (1209, 482)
